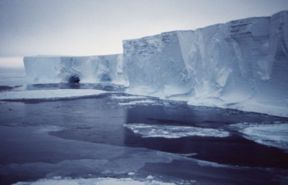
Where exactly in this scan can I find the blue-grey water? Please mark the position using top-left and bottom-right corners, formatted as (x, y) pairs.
(0, 68), (288, 185)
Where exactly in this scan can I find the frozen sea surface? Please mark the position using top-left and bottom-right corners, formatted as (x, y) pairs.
(124, 123), (230, 138)
(14, 177), (178, 185)
(231, 122), (288, 151)
(0, 68), (288, 185)
(1, 93), (288, 184)
(0, 89), (106, 100)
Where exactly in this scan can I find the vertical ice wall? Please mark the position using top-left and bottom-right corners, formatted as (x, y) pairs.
(176, 17), (274, 100)
(24, 54), (126, 85)
(123, 32), (192, 97)
(123, 11), (288, 115)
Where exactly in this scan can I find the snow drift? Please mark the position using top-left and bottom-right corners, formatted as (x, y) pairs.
(123, 11), (288, 116)
(24, 55), (126, 85)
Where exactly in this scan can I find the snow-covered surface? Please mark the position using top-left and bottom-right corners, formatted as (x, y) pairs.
(14, 177), (177, 185)
(14, 177), (178, 185)
(110, 95), (148, 100)
(124, 123), (230, 138)
(118, 100), (159, 106)
(110, 94), (160, 106)
(0, 89), (106, 100)
(24, 55), (127, 85)
(231, 122), (288, 151)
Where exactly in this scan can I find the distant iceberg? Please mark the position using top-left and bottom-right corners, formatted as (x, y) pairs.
(24, 54), (127, 85)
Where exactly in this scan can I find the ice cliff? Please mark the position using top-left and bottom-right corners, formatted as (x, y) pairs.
(123, 11), (288, 116)
(24, 55), (126, 85)
(24, 11), (288, 116)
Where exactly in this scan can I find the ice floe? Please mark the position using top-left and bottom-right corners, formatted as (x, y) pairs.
(13, 177), (178, 185)
(110, 94), (148, 101)
(231, 122), (288, 151)
(118, 100), (159, 106)
(0, 89), (106, 100)
(124, 123), (230, 138)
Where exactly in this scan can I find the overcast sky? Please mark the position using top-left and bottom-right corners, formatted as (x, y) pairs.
(0, 0), (288, 58)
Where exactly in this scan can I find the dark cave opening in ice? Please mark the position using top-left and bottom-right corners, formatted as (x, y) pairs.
(68, 75), (80, 84)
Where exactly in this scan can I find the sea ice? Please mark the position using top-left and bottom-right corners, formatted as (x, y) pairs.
(118, 100), (159, 106)
(124, 123), (230, 138)
(0, 89), (106, 100)
(13, 177), (177, 185)
(231, 122), (288, 151)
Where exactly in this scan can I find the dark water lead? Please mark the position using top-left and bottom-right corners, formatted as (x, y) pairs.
(0, 93), (288, 184)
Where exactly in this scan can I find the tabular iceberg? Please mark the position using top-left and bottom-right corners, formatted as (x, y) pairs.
(23, 11), (288, 116)
(24, 54), (126, 85)
(123, 11), (288, 116)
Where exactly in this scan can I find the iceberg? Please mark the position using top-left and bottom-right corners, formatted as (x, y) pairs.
(24, 54), (127, 85)
(123, 31), (192, 97)
(23, 11), (288, 116)
(123, 11), (288, 116)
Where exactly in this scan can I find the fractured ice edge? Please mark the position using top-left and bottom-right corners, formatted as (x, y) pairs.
(231, 122), (288, 151)
(19, 10), (288, 117)
(124, 123), (230, 138)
